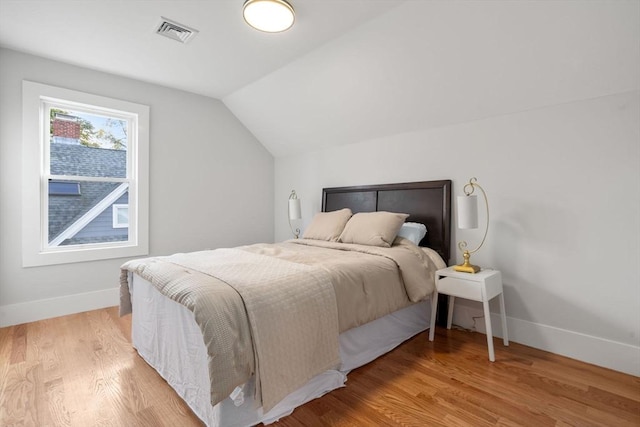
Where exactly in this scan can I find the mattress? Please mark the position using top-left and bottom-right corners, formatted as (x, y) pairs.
(130, 273), (432, 426)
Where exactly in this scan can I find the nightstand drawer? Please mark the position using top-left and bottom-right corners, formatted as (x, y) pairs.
(437, 277), (482, 300)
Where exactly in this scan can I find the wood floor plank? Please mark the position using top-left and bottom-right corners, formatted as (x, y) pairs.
(43, 377), (71, 427)
(1, 361), (41, 427)
(60, 311), (117, 426)
(0, 326), (14, 403)
(27, 318), (65, 386)
(9, 324), (27, 365)
(1, 308), (638, 427)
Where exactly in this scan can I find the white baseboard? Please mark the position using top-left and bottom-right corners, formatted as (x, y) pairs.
(0, 287), (119, 327)
(2, 289), (639, 377)
(450, 303), (640, 377)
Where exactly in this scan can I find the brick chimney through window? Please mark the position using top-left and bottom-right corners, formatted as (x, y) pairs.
(52, 113), (81, 145)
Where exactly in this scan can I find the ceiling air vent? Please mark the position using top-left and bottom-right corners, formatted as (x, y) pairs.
(156, 17), (199, 44)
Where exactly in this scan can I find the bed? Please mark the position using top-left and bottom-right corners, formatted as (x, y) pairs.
(120, 180), (452, 426)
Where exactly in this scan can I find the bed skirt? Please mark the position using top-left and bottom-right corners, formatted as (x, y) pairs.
(129, 273), (432, 427)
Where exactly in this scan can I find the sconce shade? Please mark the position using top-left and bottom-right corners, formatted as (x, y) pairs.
(288, 198), (301, 220)
(243, 0), (295, 33)
(288, 189), (302, 239)
(457, 195), (478, 229)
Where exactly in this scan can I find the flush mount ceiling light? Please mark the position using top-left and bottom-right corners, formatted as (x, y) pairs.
(243, 0), (295, 33)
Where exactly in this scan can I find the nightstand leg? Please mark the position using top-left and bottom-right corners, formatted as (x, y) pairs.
(499, 293), (509, 346)
(447, 296), (455, 329)
(429, 291), (438, 341)
(482, 299), (495, 362)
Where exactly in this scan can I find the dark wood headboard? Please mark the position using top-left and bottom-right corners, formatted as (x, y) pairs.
(322, 180), (452, 263)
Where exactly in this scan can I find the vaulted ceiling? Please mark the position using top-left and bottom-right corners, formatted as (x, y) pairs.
(1, 1), (638, 157)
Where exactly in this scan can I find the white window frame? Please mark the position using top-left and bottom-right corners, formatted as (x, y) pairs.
(22, 81), (149, 267)
(112, 204), (129, 229)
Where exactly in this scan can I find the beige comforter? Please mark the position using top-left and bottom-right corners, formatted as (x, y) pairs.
(119, 237), (442, 411)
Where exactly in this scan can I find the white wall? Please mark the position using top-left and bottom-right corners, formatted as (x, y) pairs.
(274, 91), (640, 375)
(225, 0), (639, 157)
(0, 48), (274, 326)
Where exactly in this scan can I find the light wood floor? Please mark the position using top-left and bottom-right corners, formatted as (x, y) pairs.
(1, 307), (638, 426)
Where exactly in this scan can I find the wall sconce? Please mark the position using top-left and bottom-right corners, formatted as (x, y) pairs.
(288, 190), (301, 238)
(455, 177), (489, 273)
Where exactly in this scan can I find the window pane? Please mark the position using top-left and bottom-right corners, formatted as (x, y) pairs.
(49, 109), (127, 178)
(49, 180), (81, 195)
(48, 181), (129, 246)
(117, 207), (128, 225)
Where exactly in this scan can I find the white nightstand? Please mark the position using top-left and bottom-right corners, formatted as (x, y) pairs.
(429, 267), (509, 361)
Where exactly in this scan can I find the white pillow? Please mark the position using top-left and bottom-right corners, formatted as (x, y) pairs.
(396, 222), (427, 245)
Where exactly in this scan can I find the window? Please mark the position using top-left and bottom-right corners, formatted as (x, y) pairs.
(112, 204), (129, 228)
(22, 81), (149, 266)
